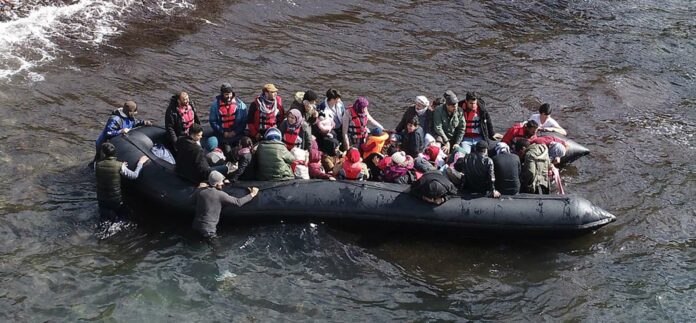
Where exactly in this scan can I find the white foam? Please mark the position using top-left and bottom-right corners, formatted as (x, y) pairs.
(0, 0), (194, 81)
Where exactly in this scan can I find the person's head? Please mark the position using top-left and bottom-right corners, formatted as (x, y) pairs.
(123, 100), (137, 118)
(208, 171), (225, 189)
(263, 83), (278, 100)
(205, 136), (218, 153)
(465, 92), (478, 110)
(366, 152), (383, 166)
(302, 90), (318, 107)
(370, 127), (383, 136)
(189, 123), (204, 142)
(525, 119), (539, 137)
(287, 109), (303, 126)
(100, 142), (116, 158)
(264, 127), (281, 141)
(353, 97), (369, 114)
(538, 103), (551, 123)
(444, 90), (458, 114)
(220, 83), (235, 103)
(391, 151), (407, 167)
(325, 88), (341, 106)
(346, 148), (361, 163)
(475, 140), (488, 155)
(178, 92), (190, 107)
(495, 142), (510, 155)
(239, 136), (253, 148)
(548, 141), (567, 162)
(415, 95), (430, 111)
(514, 138), (530, 154)
(407, 116), (420, 133)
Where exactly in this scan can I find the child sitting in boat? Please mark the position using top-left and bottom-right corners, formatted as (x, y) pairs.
(228, 136), (254, 182)
(335, 148), (369, 180)
(307, 138), (335, 180)
(383, 151), (417, 184)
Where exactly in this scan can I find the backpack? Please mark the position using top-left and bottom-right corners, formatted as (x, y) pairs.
(521, 143), (550, 194)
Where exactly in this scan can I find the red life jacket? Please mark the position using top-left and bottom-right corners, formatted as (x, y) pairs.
(178, 104), (195, 133)
(282, 125), (302, 150)
(341, 162), (363, 180)
(463, 104), (482, 138)
(255, 97), (278, 133)
(218, 100), (237, 130)
(348, 107), (368, 144)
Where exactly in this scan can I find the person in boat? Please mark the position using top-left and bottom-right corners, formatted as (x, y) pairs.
(95, 142), (149, 221)
(175, 124), (229, 185)
(227, 136), (254, 182)
(530, 103), (567, 136)
(336, 148), (368, 180)
(204, 136), (226, 166)
(342, 96), (384, 150)
(209, 83), (248, 152)
(307, 138), (336, 180)
(165, 91), (201, 152)
(454, 140), (501, 198)
(192, 171), (259, 239)
(383, 151), (417, 184)
(400, 116), (425, 158)
(278, 109), (312, 151)
(316, 88), (345, 134)
(395, 95), (433, 136)
(502, 119), (539, 151)
(491, 142), (521, 195)
(363, 152), (384, 181)
(410, 170), (458, 205)
(360, 127), (389, 159)
(432, 90), (464, 155)
(294, 90), (319, 124)
(459, 91), (497, 154)
(254, 127), (296, 181)
(289, 91), (305, 114)
(529, 135), (569, 165)
(248, 83), (284, 142)
(516, 139), (551, 194)
(312, 111), (341, 157)
(94, 100), (152, 163)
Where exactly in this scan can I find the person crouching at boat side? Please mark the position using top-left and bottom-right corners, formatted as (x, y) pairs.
(248, 83), (284, 142)
(279, 109), (312, 151)
(383, 151), (417, 184)
(209, 83), (248, 154)
(335, 148), (369, 181)
(432, 90), (464, 155)
(254, 128), (296, 181)
(307, 138), (336, 180)
(454, 140), (501, 198)
(400, 116), (425, 159)
(175, 124), (230, 185)
(458, 91), (498, 155)
(410, 170), (458, 205)
(316, 88), (345, 134)
(342, 96), (384, 151)
(95, 143), (149, 221)
(192, 171), (259, 239)
(491, 142), (521, 196)
(94, 100), (152, 164)
(530, 103), (567, 136)
(227, 136), (255, 182)
(165, 91), (201, 153)
(502, 119), (539, 153)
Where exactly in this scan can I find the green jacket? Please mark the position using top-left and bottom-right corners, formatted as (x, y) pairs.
(255, 140), (295, 181)
(432, 104), (464, 145)
(95, 157), (122, 208)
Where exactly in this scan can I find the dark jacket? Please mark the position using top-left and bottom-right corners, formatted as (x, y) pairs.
(492, 152), (521, 195)
(455, 152), (496, 195)
(165, 95), (201, 150)
(228, 150), (252, 182)
(458, 99), (496, 142)
(410, 171), (458, 201)
(395, 105), (433, 135)
(401, 127), (425, 158)
(175, 135), (210, 183)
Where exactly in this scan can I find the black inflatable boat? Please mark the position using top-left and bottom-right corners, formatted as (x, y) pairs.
(107, 126), (614, 235)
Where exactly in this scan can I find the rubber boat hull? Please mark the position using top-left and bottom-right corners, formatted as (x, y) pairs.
(108, 127), (614, 235)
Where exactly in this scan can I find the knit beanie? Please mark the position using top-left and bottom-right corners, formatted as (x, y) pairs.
(208, 171), (225, 186)
(264, 127), (282, 141)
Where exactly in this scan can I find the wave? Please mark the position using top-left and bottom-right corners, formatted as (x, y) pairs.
(0, 0), (195, 82)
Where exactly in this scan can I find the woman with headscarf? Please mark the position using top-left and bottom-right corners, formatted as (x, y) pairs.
(278, 108), (312, 151)
(342, 97), (384, 151)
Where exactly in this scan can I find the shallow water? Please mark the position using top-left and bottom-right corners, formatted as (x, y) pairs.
(0, 0), (695, 321)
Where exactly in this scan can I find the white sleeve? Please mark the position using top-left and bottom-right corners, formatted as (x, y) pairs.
(120, 162), (143, 180)
(546, 117), (561, 128)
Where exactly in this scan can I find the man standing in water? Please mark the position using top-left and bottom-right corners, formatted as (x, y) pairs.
(193, 171), (259, 239)
(95, 142), (149, 221)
